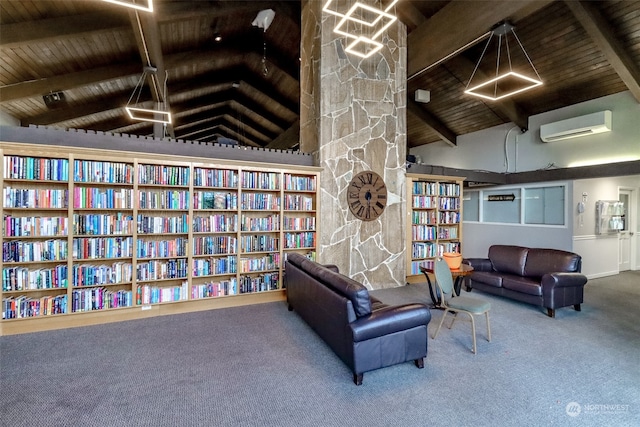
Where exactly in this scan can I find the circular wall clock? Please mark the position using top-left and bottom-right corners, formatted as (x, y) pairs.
(347, 171), (387, 221)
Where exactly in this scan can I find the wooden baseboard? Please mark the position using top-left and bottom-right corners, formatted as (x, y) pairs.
(1, 290), (286, 336)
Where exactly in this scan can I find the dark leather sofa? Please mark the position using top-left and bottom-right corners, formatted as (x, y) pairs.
(464, 245), (588, 317)
(285, 253), (431, 385)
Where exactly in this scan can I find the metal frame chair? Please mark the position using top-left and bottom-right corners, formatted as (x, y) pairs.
(432, 259), (491, 354)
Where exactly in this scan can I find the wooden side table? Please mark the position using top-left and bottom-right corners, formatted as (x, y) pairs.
(419, 264), (474, 308)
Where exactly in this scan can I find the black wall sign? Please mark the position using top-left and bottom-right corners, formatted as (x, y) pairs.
(488, 194), (516, 202)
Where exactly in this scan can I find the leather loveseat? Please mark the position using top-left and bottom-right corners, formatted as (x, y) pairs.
(464, 245), (588, 318)
(285, 253), (431, 385)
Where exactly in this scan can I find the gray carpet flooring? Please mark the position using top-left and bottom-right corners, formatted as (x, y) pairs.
(1, 271), (638, 427)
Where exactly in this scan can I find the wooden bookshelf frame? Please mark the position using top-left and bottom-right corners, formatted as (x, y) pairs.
(406, 173), (465, 284)
(1, 142), (320, 335)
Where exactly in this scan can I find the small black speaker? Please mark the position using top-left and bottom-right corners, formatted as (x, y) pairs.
(43, 92), (66, 109)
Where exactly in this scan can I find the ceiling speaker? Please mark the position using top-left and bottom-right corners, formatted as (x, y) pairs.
(43, 92), (67, 109)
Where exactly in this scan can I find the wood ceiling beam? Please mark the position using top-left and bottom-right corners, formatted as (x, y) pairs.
(0, 63), (141, 102)
(408, 0), (554, 78)
(564, 0), (640, 103)
(26, 93), (137, 126)
(266, 120), (300, 150)
(407, 100), (457, 147)
(0, 13), (128, 48)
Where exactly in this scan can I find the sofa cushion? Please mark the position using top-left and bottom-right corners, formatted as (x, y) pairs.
(502, 275), (543, 296)
(298, 257), (372, 318)
(488, 245), (528, 276)
(524, 249), (581, 278)
(470, 271), (504, 288)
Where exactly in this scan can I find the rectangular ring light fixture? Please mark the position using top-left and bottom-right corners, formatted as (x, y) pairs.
(125, 106), (171, 124)
(101, 0), (153, 13)
(323, 0), (399, 58)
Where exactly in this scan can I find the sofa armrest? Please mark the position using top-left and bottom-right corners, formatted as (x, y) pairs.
(322, 264), (340, 273)
(463, 258), (493, 272)
(541, 272), (588, 289)
(349, 303), (431, 343)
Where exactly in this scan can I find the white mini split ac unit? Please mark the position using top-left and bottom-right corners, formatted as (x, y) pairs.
(540, 110), (612, 142)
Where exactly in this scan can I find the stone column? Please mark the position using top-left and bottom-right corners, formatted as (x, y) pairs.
(301, 1), (407, 288)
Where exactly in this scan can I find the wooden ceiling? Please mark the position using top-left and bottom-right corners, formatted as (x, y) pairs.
(1, 1), (639, 151)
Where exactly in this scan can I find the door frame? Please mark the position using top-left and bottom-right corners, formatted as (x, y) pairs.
(618, 187), (636, 271)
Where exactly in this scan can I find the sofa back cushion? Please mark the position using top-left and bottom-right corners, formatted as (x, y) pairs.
(524, 248), (582, 277)
(288, 253), (372, 318)
(488, 245), (529, 276)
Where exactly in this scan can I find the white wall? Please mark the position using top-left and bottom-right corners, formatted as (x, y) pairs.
(411, 91), (640, 278)
(462, 181), (574, 258)
(573, 175), (640, 278)
(411, 91), (640, 173)
(0, 111), (19, 127)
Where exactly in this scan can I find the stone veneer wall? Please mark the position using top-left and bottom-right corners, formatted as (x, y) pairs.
(300, 1), (407, 288)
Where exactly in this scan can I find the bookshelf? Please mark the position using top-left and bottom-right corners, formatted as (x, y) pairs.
(406, 173), (465, 284)
(1, 143), (319, 335)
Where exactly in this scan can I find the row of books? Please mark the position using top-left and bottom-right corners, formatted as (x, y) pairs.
(3, 156), (315, 190)
(3, 239), (68, 262)
(240, 193), (280, 210)
(73, 160), (134, 184)
(439, 211), (461, 224)
(73, 236), (134, 259)
(240, 214), (279, 232)
(240, 235), (279, 253)
(238, 272), (279, 293)
(240, 171), (280, 190)
(136, 282), (189, 305)
(137, 214), (189, 234)
(3, 156), (69, 182)
(239, 253), (280, 272)
(4, 215), (68, 237)
(192, 214), (237, 233)
(412, 195), (437, 209)
(438, 243), (461, 255)
(137, 165), (190, 186)
(412, 181), (438, 196)
(439, 197), (461, 210)
(283, 174), (316, 192)
(283, 194), (314, 211)
(410, 260), (434, 275)
(73, 187), (132, 209)
(3, 265), (68, 291)
(72, 288), (133, 312)
(136, 258), (188, 280)
(412, 242), (437, 259)
(137, 237), (188, 258)
(74, 213), (134, 235)
(4, 187), (68, 209)
(412, 210), (437, 225)
(73, 262), (133, 287)
(2, 294), (67, 319)
(193, 236), (237, 256)
(283, 232), (316, 249)
(437, 227), (459, 239)
(192, 256), (237, 276)
(191, 279), (237, 298)
(193, 167), (238, 188)
(411, 182), (460, 197)
(283, 216), (315, 231)
(138, 190), (189, 210)
(439, 183), (461, 196)
(412, 224), (437, 241)
(193, 191), (238, 210)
